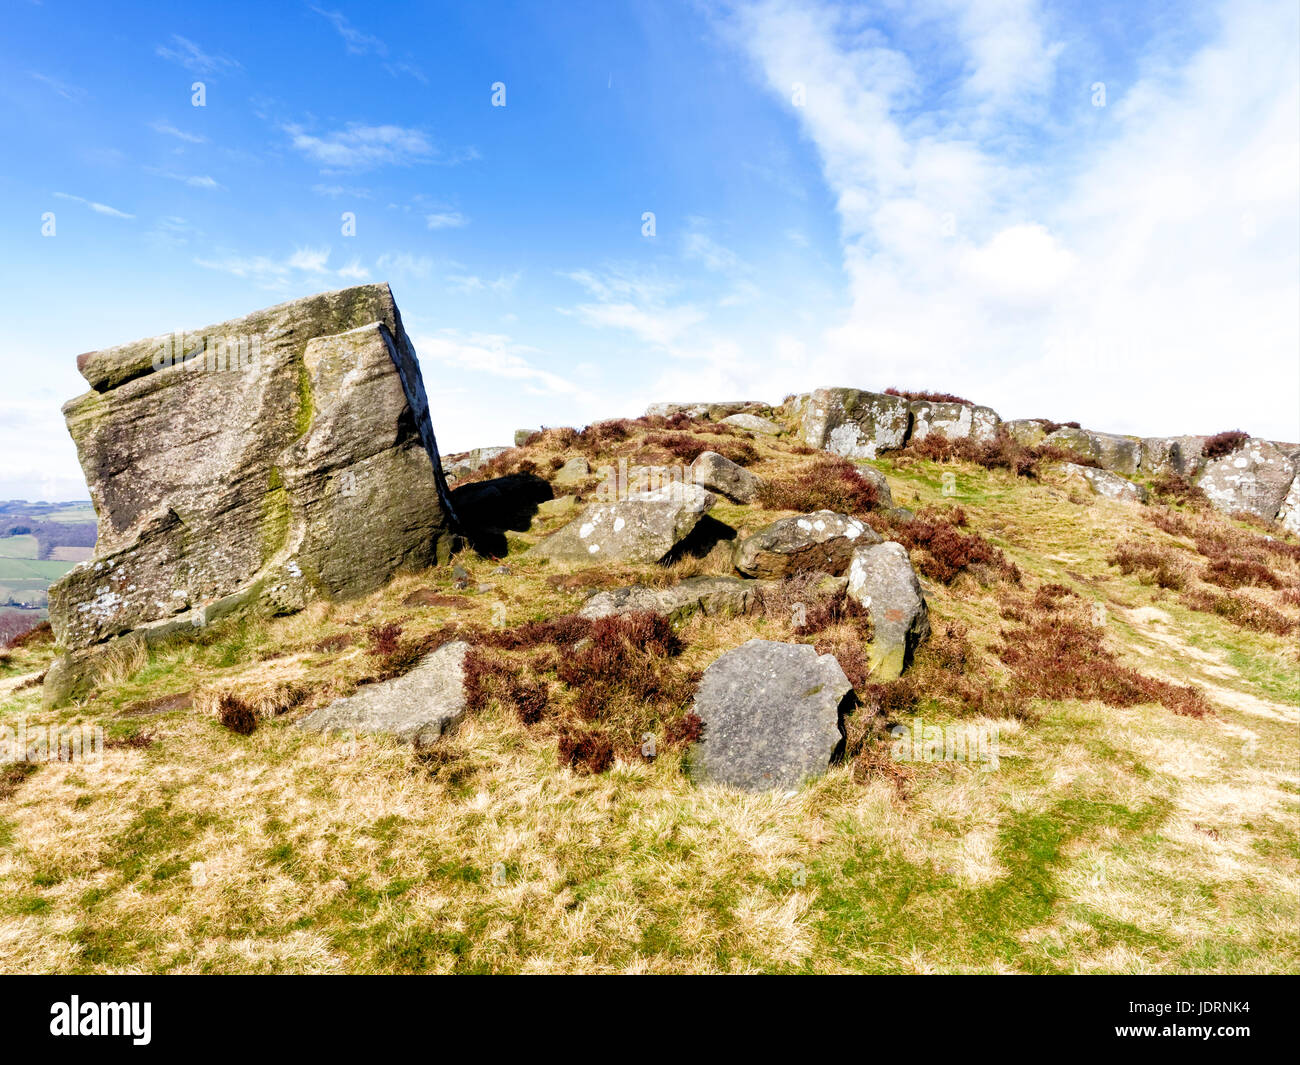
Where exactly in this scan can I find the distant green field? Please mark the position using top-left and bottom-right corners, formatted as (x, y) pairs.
(0, 555), (72, 581)
(0, 534), (39, 558)
(47, 506), (97, 523)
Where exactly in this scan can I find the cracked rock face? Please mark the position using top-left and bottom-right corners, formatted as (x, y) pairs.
(908, 400), (1000, 444)
(1196, 439), (1297, 522)
(579, 575), (762, 622)
(733, 510), (880, 578)
(529, 483), (715, 564)
(45, 284), (454, 703)
(789, 388), (911, 459)
(1140, 435), (1206, 478)
(846, 541), (930, 680)
(689, 639), (853, 791)
(298, 640), (469, 747)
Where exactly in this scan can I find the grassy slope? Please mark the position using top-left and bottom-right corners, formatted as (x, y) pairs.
(0, 419), (1296, 974)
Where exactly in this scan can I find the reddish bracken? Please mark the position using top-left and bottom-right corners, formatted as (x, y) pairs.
(1201, 430), (1250, 460)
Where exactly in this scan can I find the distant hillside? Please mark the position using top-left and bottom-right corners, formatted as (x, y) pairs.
(0, 500), (96, 642)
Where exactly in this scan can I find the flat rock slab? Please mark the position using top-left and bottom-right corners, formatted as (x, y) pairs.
(1063, 463), (1149, 505)
(846, 542), (930, 680)
(529, 483), (715, 564)
(690, 639), (853, 792)
(734, 510), (880, 578)
(298, 640), (469, 747)
(580, 575), (761, 621)
(721, 413), (782, 435)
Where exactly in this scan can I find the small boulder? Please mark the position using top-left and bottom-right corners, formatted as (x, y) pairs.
(734, 511), (880, 578)
(298, 640), (469, 747)
(553, 455), (591, 486)
(721, 412), (782, 435)
(535, 494), (577, 519)
(689, 639), (853, 791)
(854, 464), (895, 509)
(514, 428), (538, 446)
(529, 483), (715, 564)
(1063, 463), (1148, 504)
(690, 450), (762, 503)
(845, 542), (930, 680)
(580, 575), (761, 622)
(1196, 439), (1296, 522)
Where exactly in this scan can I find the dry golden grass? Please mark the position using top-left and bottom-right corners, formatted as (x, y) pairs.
(1, 418), (1297, 973)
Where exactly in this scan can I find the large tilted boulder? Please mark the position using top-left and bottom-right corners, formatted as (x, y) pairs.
(1196, 440), (1297, 522)
(298, 640), (469, 748)
(1042, 427), (1141, 475)
(788, 388), (911, 459)
(529, 483), (715, 564)
(580, 575), (761, 622)
(690, 450), (762, 503)
(733, 511), (880, 578)
(44, 284), (456, 706)
(1140, 436), (1206, 478)
(908, 400), (1000, 444)
(845, 542), (930, 680)
(689, 639), (853, 791)
(1063, 463), (1149, 505)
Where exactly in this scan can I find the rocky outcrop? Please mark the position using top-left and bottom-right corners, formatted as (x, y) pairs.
(46, 284), (455, 705)
(845, 542), (930, 680)
(443, 446), (508, 483)
(908, 400), (1000, 444)
(1063, 463), (1149, 505)
(689, 639), (853, 791)
(645, 400), (766, 421)
(529, 483), (715, 564)
(788, 388), (911, 459)
(1043, 427), (1141, 476)
(690, 451), (762, 503)
(552, 456), (591, 486)
(298, 640), (469, 748)
(733, 511), (880, 578)
(1196, 440), (1296, 522)
(580, 575), (760, 622)
(1140, 436), (1205, 478)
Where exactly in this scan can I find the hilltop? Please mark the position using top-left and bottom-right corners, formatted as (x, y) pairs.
(2, 395), (1296, 973)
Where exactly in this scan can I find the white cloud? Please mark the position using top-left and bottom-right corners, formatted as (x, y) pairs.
(51, 192), (133, 219)
(154, 35), (240, 77)
(725, 0), (1300, 439)
(150, 120), (207, 144)
(30, 71), (84, 100)
(285, 123), (475, 171)
(426, 210), (468, 229)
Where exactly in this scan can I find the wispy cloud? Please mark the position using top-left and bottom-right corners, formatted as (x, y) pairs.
(30, 71), (84, 100)
(52, 191), (134, 219)
(154, 34), (240, 77)
(447, 272), (519, 295)
(426, 210), (469, 229)
(146, 167), (224, 190)
(284, 122), (476, 171)
(413, 330), (583, 396)
(561, 267), (705, 347)
(311, 183), (372, 199)
(309, 6), (429, 82)
(150, 120), (207, 144)
(195, 246), (366, 289)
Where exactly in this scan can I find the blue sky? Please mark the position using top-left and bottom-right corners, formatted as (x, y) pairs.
(1, 0), (1297, 500)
